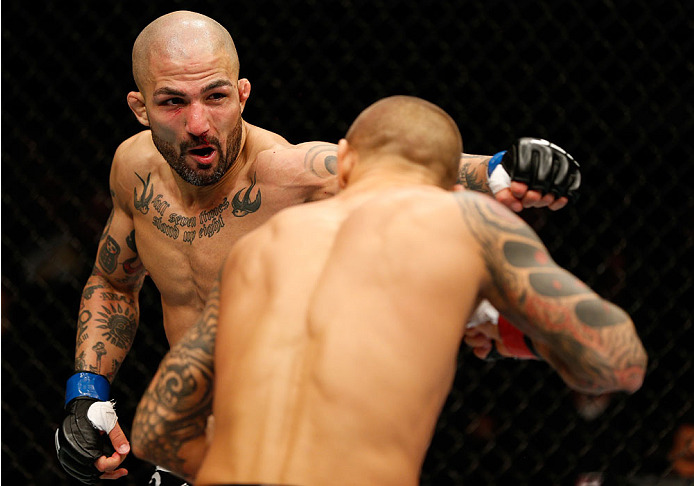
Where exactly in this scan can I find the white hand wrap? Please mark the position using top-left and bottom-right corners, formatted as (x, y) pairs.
(488, 163), (512, 195)
(87, 400), (118, 433)
(466, 299), (500, 328)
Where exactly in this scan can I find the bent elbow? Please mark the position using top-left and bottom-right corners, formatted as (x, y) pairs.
(617, 348), (648, 394)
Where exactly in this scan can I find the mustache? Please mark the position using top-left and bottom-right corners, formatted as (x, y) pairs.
(180, 135), (222, 153)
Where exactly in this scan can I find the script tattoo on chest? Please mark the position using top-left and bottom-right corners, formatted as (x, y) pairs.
(135, 172), (261, 245)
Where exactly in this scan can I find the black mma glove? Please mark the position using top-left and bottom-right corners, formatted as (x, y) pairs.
(55, 373), (117, 484)
(487, 137), (581, 202)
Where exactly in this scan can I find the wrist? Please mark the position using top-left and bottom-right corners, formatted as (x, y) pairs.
(487, 151), (511, 195)
(65, 372), (110, 406)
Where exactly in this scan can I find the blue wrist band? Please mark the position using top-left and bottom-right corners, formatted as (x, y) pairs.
(65, 372), (110, 406)
(488, 150), (507, 177)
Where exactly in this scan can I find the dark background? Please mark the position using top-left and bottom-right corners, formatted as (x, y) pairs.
(2, 1), (692, 484)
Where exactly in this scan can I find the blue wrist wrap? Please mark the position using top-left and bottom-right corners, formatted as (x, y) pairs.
(488, 150), (507, 177)
(65, 372), (110, 406)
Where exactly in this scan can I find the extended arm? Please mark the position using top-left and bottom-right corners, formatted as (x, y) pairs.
(131, 274), (219, 482)
(455, 192), (647, 394)
(302, 139), (580, 211)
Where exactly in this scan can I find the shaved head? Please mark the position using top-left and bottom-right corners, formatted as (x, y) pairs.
(346, 96), (463, 186)
(132, 11), (239, 93)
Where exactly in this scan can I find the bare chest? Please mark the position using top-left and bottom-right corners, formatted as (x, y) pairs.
(131, 178), (311, 310)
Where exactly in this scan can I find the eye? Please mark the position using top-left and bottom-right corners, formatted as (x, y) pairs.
(161, 97), (184, 106)
(208, 93), (226, 101)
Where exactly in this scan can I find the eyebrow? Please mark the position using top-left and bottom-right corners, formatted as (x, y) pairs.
(153, 80), (234, 98)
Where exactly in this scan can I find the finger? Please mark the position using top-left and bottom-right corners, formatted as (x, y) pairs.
(494, 188), (523, 212)
(464, 335), (488, 348)
(536, 192), (556, 208)
(549, 196), (569, 211)
(473, 345), (491, 360)
(94, 451), (125, 473)
(100, 467), (128, 480)
(479, 322), (501, 339)
(521, 190), (542, 208)
(510, 181), (528, 199)
(108, 421), (130, 455)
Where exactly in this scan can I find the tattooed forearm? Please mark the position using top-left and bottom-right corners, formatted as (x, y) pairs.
(76, 310), (91, 348)
(575, 299), (630, 328)
(132, 278), (220, 478)
(95, 303), (137, 349)
(75, 278), (141, 377)
(457, 156), (492, 194)
(454, 191), (646, 393)
(528, 272), (591, 298)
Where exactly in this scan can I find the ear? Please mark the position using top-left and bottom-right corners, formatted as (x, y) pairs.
(127, 91), (149, 127)
(238, 79), (251, 112)
(337, 138), (357, 189)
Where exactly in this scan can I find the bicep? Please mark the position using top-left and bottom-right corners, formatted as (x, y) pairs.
(92, 193), (144, 290)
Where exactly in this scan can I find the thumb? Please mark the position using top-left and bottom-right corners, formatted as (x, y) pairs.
(108, 421), (130, 455)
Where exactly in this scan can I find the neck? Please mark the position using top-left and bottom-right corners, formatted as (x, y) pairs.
(341, 156), (443, 196)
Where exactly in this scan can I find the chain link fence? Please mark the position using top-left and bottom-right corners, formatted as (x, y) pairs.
(2, 1), (692, 484)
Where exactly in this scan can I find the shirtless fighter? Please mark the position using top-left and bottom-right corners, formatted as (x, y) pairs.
(54, 11), (580, 485)
(130, 95), (645, 485)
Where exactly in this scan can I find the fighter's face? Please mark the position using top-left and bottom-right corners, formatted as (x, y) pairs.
(145, 51), (246, 186)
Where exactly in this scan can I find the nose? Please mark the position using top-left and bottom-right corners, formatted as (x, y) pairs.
(185, 102), (210, 138)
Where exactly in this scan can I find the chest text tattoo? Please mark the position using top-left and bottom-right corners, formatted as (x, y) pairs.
(134, 172), (261, 244)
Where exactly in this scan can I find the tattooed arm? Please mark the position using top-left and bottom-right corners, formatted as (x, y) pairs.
(455, 191), (647, 394)
(75, 155), (146, 382)
(297, 142), (507, 202)
(456, 154), (493, 194)
(131, 276), (219, 481)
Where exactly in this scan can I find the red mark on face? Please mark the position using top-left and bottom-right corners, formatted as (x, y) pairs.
(200, 132), (209, 144)
(552, 279), (562, 291)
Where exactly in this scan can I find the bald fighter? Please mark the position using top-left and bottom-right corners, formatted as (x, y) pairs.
(55, 10), (581, 484)
(131, 96), (645, 485)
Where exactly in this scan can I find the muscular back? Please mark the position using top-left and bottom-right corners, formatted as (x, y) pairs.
(200, 186), (485, 485)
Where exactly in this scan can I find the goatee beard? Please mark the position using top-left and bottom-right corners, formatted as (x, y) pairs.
(152, 118), (243, 187)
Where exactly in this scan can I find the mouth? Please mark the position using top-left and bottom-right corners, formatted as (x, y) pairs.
(187, 145), (217, 166)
